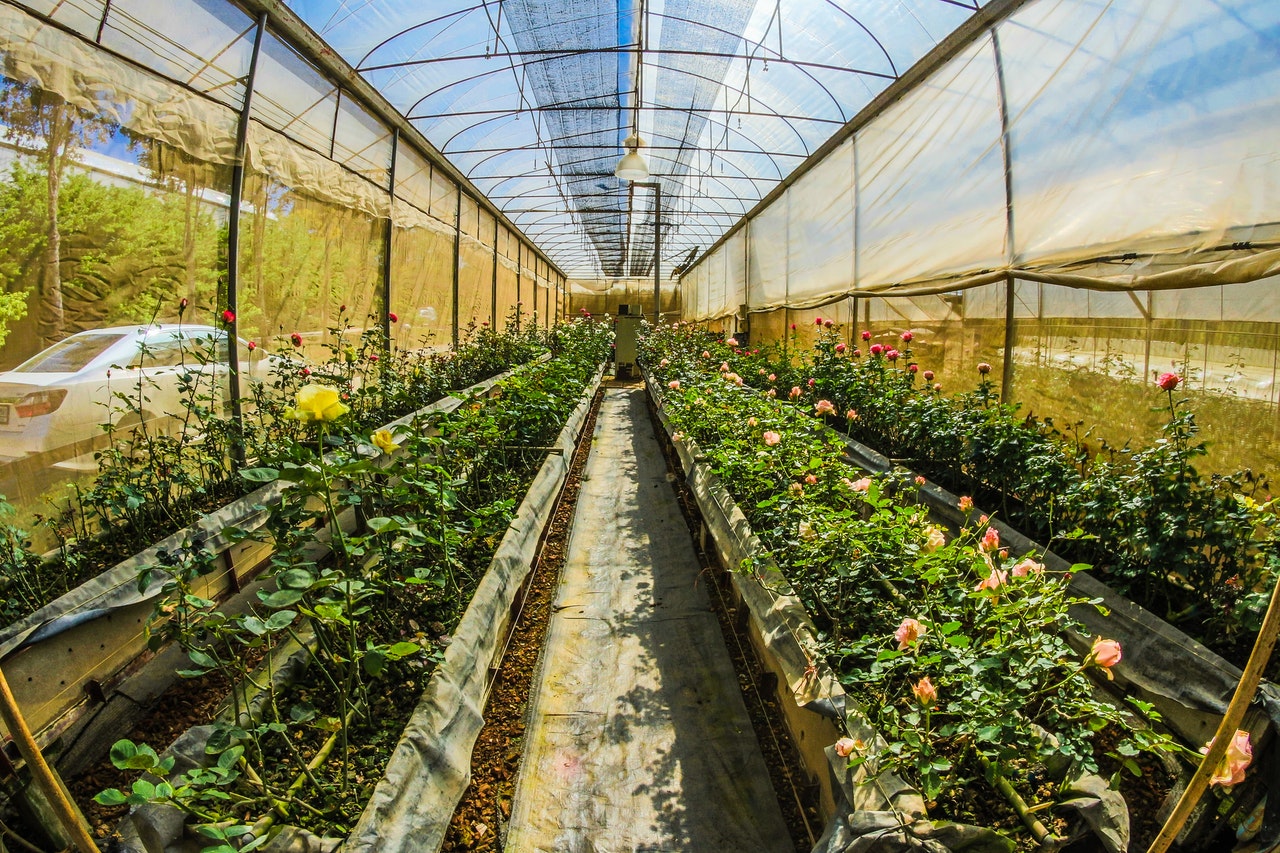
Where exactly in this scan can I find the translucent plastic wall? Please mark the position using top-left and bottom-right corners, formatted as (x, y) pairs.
(569, 279), (682, 320)
(683, 0), (1280, 477)
(0, 0), (562, 535)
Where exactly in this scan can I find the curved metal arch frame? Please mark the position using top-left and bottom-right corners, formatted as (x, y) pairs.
(403, 62), (850, 150)
(456, 121), (786, 196)
(356, 6), (892, 109)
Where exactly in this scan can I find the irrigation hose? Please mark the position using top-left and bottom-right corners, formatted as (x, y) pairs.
(1145, 572), (1280, 853)
(0, 666), (100, 853)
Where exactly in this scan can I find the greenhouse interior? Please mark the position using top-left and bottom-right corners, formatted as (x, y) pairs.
(0, 0), (1276, 850)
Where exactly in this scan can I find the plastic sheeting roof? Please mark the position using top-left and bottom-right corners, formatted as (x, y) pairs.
(283, 0), (990, 278)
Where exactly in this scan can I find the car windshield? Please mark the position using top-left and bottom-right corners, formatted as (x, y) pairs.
(13, 332), (127, 373)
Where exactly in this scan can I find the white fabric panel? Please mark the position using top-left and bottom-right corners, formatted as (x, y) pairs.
(700, 245), (727, 319)
(856, 35), (1008, 289)
(1002, 0), (1280, 262)
(786, 138), (855, 305)
(681, 274), (696, 321)
(748, 195), (790, 311)
(726, 230), (748, 317)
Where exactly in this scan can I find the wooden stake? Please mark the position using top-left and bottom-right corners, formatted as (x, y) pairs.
(1146, 574), (1280, 853)
(0, 666), (100, 853)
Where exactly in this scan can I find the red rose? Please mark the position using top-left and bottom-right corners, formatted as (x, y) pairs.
(1157, 372), (1180, 391)
(222, 309), (236, 324)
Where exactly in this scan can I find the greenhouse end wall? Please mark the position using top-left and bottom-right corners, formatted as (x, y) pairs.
(0, 0), (564, 542)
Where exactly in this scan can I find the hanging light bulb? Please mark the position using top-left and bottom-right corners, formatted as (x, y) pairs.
(614, 133), (650, 181)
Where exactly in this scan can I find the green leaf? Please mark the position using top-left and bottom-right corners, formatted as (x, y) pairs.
(94, 789), (128, 806)
(239, 467), (279, 483)
(265, 610), (297, 631)
(387, 641), (421, 658)
(277, 568), (315, 589)
(260, 588), (305, 609)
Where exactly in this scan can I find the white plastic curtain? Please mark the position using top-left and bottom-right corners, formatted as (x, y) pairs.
(682, 0), (1280, 321)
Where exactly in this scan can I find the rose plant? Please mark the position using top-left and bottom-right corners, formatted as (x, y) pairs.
(680, 323), (1280, 664)
(95, 318), (612, 848)
(642, 323), (1186, 843)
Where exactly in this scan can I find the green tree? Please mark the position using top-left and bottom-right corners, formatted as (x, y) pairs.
(0, 77), (115, 345)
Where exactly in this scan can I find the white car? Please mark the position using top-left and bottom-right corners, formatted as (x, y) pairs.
(0, 324), (275, 467)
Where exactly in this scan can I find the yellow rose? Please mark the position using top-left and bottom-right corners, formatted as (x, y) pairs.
(289, 384), (349, 423)
(371, 429), (399, 454)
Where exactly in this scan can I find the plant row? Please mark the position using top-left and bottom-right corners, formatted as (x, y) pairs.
(95, 317), (611, 852)
(640, 324), (1234, 847)
(684, 321), (1280, 665)
(0, 308), (554, 626)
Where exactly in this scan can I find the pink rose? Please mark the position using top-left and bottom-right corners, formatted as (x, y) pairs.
(807, 378), (816, 387)
(861, 330), (871, 341)
(851, 477), (872, 493)
(768, 373), (776, 382)
(924, 526), (946, 552)
(668, 380), (680, 390)
(894, 617), (925, 650)
(901, 331), (913, 343)
(981, 527), (1000, 552)
(870, 344), (884, 356)
(908, 363), (918, 373)
(762, 431), (781, 447)
(805, 474), (818, 485)
(958, 496), (974, 513)
(815, 399), (836, 416)
(789, 386), (802, 399)
(977, 362), (992, 375)
(815, 317), (823, 325)
(660, 358), (670, 367)
(1091, 637), (1122, 670)
(912, 676), (938, 708)
(701, 350), (711, 359)
(835, 343), (846, 354)
(834, 737), (857, 758)
(726, 337), (738, 346)
(975, 568), (1007, 592)
(933, 383), (942, 391)
(914, 475), (926, 486)
(720, 362), (730, 372)
(1011, 558), (1044, 577)
(1158, 372), (1180, 391)
(852, 349), (861, 358)
(767, 389), (777, 398)
(789, 482), (804, 496)
(886, 349), (900, 361)
(923, 370), (934, 381)
(1203, 730), (1253, 787)
(759, 368), (767, 375)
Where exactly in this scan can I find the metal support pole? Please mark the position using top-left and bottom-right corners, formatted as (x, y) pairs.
(382, 127), (398, 348)
(451, 191), (461, 348)
(491, 220), (499, 330)
(629, 181), (662, 325)
(1002, 275), (1016, 402)
(225, 12), (267, 467)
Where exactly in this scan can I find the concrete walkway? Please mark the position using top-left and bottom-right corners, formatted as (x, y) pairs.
(505, 386), (793, 853)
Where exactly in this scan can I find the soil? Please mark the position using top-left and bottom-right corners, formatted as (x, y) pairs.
(67, 651), (263, 839)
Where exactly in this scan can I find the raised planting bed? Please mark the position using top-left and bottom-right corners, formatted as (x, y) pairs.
(90, 328), (609, 852)
(640, 358), (1239, 853)
(0, 357), (549, 761)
